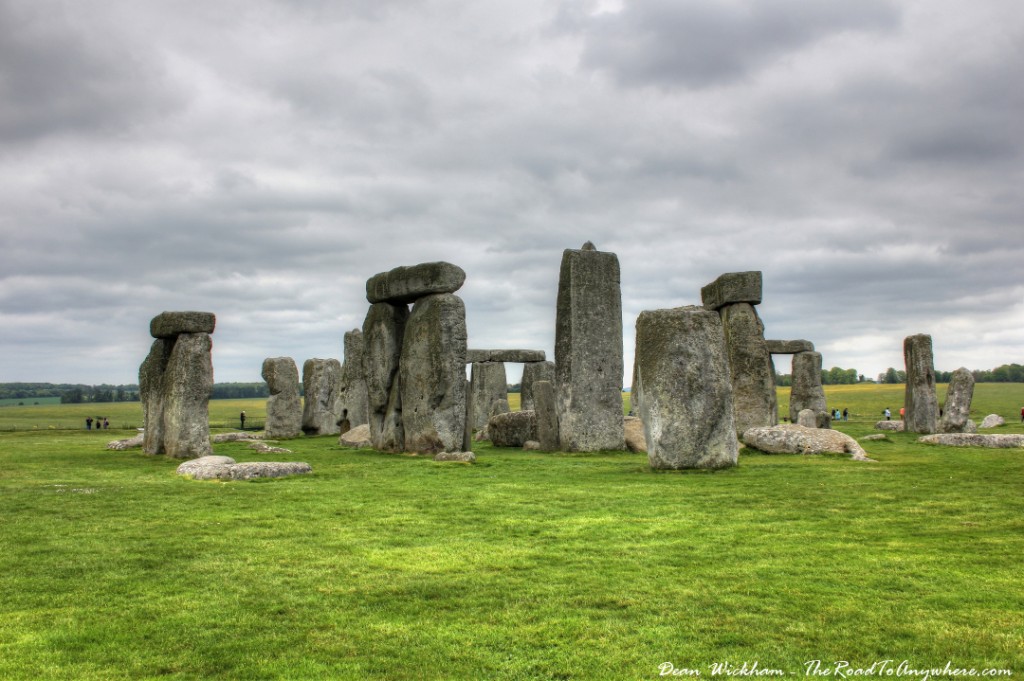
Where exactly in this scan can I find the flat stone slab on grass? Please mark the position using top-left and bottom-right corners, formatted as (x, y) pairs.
(433, 451), (476, 463)
(918, 433), (1024, 448)
(488, 411), (537, 448)
(742, 424), (874, 461)
(980, 414), (1005, 429)
(176, 456), (312, 481)
(150, 311), (216, 338)
(860, 434), (888, 441)
(339, 423), (372, 447)
(107, 433), (144, 450)
(875, 420), (905, 431)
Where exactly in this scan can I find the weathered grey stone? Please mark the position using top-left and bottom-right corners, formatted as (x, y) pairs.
(107, 432), (144, 450)
(302, 358), (343, 436)
(399, 293), (467, 453)
(904, 334), (939, 434)
(488, 411), (537, 448)
(176, 455), (236, 479)
(362, 302), (408, 451)
(533, 380), (559, 451)
(140, 338), (173, 455)
(980, 414), (1005, 429)
(789, 351), (827, 425)
(860, 434), (887, 441)
(470, 362), (508, 429)
(555, 244), (625, 451)
(523, 441), (541, 451)
(262, 357), (302, 438)
(491, 398), (510, 417)
(434, 451), (476, 462)
(766, 339), (815, 354)
(701, 271), (762, 311)
(366, 261), (466, 304)
(466, 349), (546, 364)
(720, 303), (777, 437)
(248, 442), (293, 454)
(227, 461), (312, 480)
(938, 367), (975, 434)
(919, 433), (1024, 448)
(875, 420), (905, 431)
(162, 333), (214, 459)
(339, 423), (372, 448)
(337, 329), (369, 427)
(520, 360), (555, 411)
(623, 415), (647, 453)
(742, 424), (873, 461)
(634, 306), (738, 470)
(211, 432), (261, 443)
(797, 408), (817, 428)
(150, 311), (216, 339)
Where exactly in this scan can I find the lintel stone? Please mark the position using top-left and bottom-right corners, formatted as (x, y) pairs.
(150, 311), (216, 338)
(701, 271), (762, 311)
(766, 339), (815, 354)
(465, 349), (546, 364)
(366, 262), (466, 304)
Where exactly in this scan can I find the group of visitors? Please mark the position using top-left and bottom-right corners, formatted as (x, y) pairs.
(830, 408), (849, 421)
(85, 416), (109, 430)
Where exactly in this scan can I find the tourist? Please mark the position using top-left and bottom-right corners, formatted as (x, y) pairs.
(899, 407), (905, 420)
(103, 418), (109, 429)
(884, 408), (891, 421)
(85, 416), (93, 430)
(1020, 406), (1023, 423)
(842, 408), (849, 421)
(240, 411), (246, 430)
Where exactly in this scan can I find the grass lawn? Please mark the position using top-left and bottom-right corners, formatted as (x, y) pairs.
(0, 387), (1022, 679)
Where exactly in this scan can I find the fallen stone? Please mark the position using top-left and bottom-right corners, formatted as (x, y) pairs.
(150, 311), (216, 339)
(339, 423), (372, 448)
(860, 434), (887, 441)
(980, 414), (1005, 429)
(765, 339), (815, 354)
(700, 271), (762, 311)
(433, 451), (476, 463)
(634, 306), (737, 470)
(488, 410), (537, 448)
(720, 302), (776, 436)
(227, 462), (312, 480)
(362, 302), (409, 452)
(249, 442), (292, 454)
(107, 433), (144, 450)
(904, 334), (939, 434)
(366, 262), (466, 304)
(466, 349), (546, 364)
(212, 432), (262, 443)
(175, 455), (236, 479)
(875, 420), (905, 431)
(623, 415), (647, 453)
(555, 243), (625, 451)
(742, 424), (873, 461)
(918, 433), (1024, 448)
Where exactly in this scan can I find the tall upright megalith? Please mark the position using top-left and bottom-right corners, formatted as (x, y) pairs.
(400, 293), (467, 453)
(338, 329), (369, 426)
(469, 362), (508, 429)
(302, 358), (343, 435)
(362, 302), (409, 451)
(634, 306), (738, 470)
(262, 357), (302, 438)
(904, 334), (939, 434)
(521, 360), (555, 412)
(938, 367), (975, 434)
(554, 242), (625, 451)
(140, 311), (215, 459)
(789, 351), (828, 425)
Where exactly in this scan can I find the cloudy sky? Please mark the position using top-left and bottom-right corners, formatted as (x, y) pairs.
(1, 0), (1022, 387)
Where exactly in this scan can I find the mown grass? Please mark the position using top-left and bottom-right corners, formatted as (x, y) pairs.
(1, 385), (1022, 679)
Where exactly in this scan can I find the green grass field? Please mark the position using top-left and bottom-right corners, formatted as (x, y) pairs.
(1, 386), (1022, 679)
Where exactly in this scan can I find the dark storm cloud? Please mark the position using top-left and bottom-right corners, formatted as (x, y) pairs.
(570, 0), (900, 89)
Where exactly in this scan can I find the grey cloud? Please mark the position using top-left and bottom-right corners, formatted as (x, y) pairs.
(571, 0), (900, 89)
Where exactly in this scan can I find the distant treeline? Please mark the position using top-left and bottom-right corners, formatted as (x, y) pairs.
(774, 363), (1024, 387)
(0, 382), (270, 404)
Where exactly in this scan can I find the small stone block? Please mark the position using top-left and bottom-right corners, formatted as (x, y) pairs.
(150, 311), (216, 338)
(700, 272), (762, 311)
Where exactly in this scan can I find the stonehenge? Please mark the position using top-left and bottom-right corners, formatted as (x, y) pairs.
(520, 361), (555, 412)
(140, 311), (215, 459)
(634, 306), (738, 470)
(302, 358), (343, 436)
(904, 334), (939, 434)
(788, 351), (828, 425)
(467, 350), (549, 428)
(554, 242), (625, 452)
(469, 361), (508, 429)
(337, 329), (369, 428)
(938, 367), (975, 434)
(262, 357), (302, 438)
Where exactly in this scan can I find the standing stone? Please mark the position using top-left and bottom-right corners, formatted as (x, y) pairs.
(462, 379), (473, 452)
(302, 358), (343, 435)
(337, 329), (369, 426)
(162, 333), (214, 459)
(262, 357), (302, 438)
(789, 351), (828, 426)
(534, 380), (559, 451)
(904, 334), (939, 434)
(938, 367), (975, 434)
(470, 362), (508, 429)
(719, 303), (777, 437)
(399, 293), (467, 453)
(488, 411), (537, 447)
(797, 409), (817, 428)
(520, 360), (555, 412)
(634, 306), (738, 470)
(554, 243), (625, 451)
(362, 302), (409, 451)
(140, 338), (173, 455)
